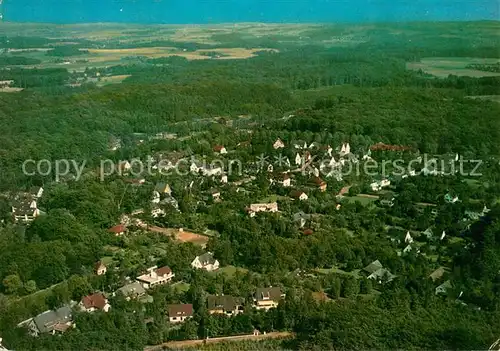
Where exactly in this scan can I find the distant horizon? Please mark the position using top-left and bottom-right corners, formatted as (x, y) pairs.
(3, 0), (499, 24)
(2, 19), (500, 26)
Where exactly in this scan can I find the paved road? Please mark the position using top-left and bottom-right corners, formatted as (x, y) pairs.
(144, 332), (294, 350)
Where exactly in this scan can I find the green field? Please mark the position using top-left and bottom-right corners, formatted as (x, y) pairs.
(407, 57), (500, 78)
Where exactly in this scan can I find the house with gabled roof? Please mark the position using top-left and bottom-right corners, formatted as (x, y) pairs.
(115, 282), (147, 301)
(79, 293), (111, 313)
(94, 261), (107, 276)
(213, 145), (228, 154)
(17, 305), (74, 337)
(207, 295), (244, 316)
(29, 186), (44, 199)
(136, 266), (175, 289)
(253, 287), (285, 311)
(246, 202), (279, 217)
(363, 260), (383, 275)
(108, 224), (126, 236)
(290, 190), (308, 201)
(167, 304), (193, 323)
(293, 211), (311, 228)
(273, 138), (285, 149)
(311, 177), (327, 192)
(435, 280), (452, 295)
(429, 267), (449, 282)
(191, 252), (219, 272)
(154, 183), (172, 196)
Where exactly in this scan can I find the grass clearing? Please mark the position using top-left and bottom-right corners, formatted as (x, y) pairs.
(214, 265), (249, 277)
(407, 57), (500, 78)
(96, 74), (131, 87)
(345, 195), (378, 206)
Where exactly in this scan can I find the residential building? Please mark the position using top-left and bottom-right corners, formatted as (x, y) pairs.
(275, 173), (291, 187)
(221, 174), (228, 184)
(273, 138), (285, 149)
(295, 153), (302, 165)
(12, 201), (41, 223)
(108, 224), (126, 236)
(211, 190), (221, 201)
(290, 190), (308, 201)
(363, 260), (383, 275)
(207, 295), (244, 316)
(30, 186), (44, 199)
(293, 211), (311, 228)
(167, 304), (193, 323)
(405, 231), (413, 244)
(311, 177), (327, 192)
(79, 293), (111, 313)
(154, 183), (172, 196)
(368, 268), (396, 283)
(151, 206), (166, 218)
(191, 253), (220, 272)
(253, 287), (285, 311)
(429, 267), (449, 282)
(94, 261), (107, 276)
(17, 306), (73, 337)
(435, 280), (452, 295)
(213, 145), (227, 154)
(116, 282), (147, 301)
(136, 266), (175, 289)
(247, 202), (279, 217)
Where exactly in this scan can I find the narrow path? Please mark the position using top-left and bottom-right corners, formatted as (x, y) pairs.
(144, 331), (294, 350)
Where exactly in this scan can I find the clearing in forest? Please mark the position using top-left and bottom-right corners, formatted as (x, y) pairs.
(407, 57), (500, 78)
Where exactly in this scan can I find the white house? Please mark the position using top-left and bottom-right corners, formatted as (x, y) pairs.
(167, 304), (193, 323)
(290, 190), (308, 201)
(273, 138), (285, 149)
(191, 252), (220, 272)
(221, 174), (228, 184)
(295, 153), (302, 166)
(405, 231), (413, 244)
(253, 287), (285, 311)
(440, 231), (446, 240)
(247, 202), (279, 217)
(94, 261), (107, 276)
(136, 266), (175, 289)
(213, 145), (227, 154)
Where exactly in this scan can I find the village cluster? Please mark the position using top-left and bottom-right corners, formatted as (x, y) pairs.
(4, 132), (493, 342)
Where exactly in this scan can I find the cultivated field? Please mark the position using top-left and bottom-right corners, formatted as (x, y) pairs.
(407, 57), (500, 78)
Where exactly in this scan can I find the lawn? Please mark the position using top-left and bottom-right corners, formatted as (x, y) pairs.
(171, 281), (191, 293)
(213, 265), (249, 277)
(345, 195), (378, 206)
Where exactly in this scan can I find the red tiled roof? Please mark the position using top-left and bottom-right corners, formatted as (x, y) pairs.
(155, 266), (172, 276)
(81, 293), (107, 310)
(303, 229), (314, 235)
(108, 224), (126, 233)
(213, 145), (225, 152)
(311, 177), (325, 186)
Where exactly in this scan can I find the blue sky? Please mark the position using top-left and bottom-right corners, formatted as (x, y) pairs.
(4, 0), (499, 23)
